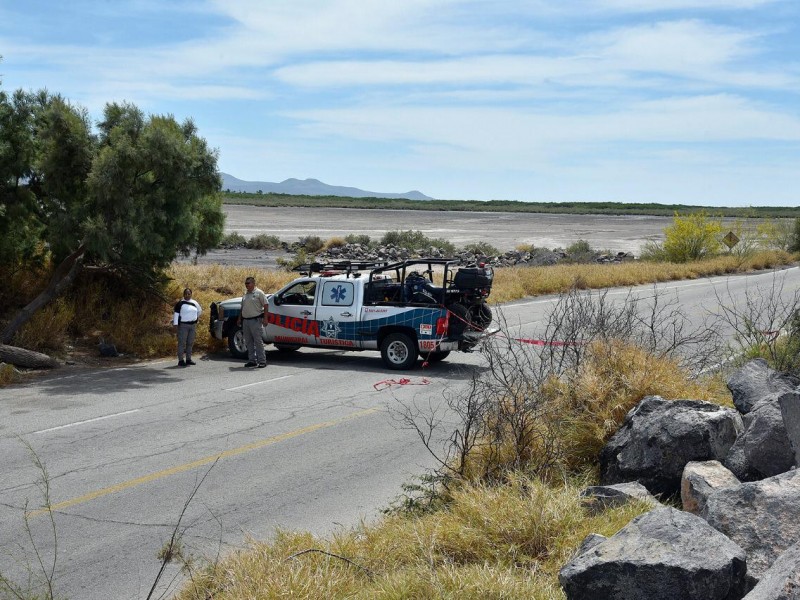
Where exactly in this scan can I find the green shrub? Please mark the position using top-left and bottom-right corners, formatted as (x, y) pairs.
(380, 230), (430, 248)
(463, 242), (501, 257)
(245, 234), (282, 250)
(662, 211), (723, 262)
(344, 234), (372, 246)
(219, 232), (247, 249)
(297, 235), (324, 253)
(789, 217), (800, 253)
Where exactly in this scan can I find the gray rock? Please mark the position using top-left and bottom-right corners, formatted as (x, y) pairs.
(703, 468), (800, 579)
(742, 540), (800, 600)
(779, 392), (800, 468)
(682, 460), (740, 515)
(600, 396), (743, 497)
(727, 359), (798, 415)
(581, 482), (660, 515)
(559, 507), (748, 600)
(724, 396), (795, 481)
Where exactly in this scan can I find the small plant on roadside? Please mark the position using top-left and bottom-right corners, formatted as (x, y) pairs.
(297, 235), (324, 253)
(322, 236), (347, 250)
(344, 234), (372, 246)
(245, 234), (282, 250)
(462, 242), (501, 258)
(218, 232), (247, 249)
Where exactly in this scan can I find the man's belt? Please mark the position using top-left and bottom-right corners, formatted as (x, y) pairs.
(243, 315), (264, 320)
(180, 320), (197, 324)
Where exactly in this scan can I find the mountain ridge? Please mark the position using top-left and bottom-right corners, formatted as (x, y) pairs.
(221, 173), (434, 201)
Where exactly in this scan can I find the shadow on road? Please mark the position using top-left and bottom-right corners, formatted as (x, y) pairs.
(204, 348), (489, 381)
(22, 364), (181, 397)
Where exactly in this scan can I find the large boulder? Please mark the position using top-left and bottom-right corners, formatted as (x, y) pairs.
(703, 468), (800, 579)
(682, 460), (740, 515)
(742, 540), (800, 600)
(559, 507), (748, 600)
(724, 396), (796, 481)
(779, 392), (800, 468)
(580, 482), (660, 515)
(727, 359), (798, 415)
(600, 396), (742, 497)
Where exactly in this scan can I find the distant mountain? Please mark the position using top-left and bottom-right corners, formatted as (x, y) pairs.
(221, 173), (434, 201)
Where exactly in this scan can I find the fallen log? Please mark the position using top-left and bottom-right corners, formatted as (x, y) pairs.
(0, 344), (60, 369)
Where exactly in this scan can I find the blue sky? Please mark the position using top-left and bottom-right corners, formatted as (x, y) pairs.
(1, 0), (799, 206)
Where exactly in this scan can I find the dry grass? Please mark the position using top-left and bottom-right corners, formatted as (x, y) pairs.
(543, 340), (730, 474)
(175, 475), (649, 600)
(489, 250), (795, 304)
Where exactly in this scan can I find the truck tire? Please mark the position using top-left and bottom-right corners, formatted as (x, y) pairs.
(380, 333), (418, 370)
(227, 324), (248, 359)
(274, 343), (301, 352)
(470, 303), (493, 330)
(448, 303), (471, 336)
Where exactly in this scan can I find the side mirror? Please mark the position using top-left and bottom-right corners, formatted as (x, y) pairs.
(273, 297), (282, 306)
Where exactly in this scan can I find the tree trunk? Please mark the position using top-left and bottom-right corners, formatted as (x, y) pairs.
(1, 244), (86, 344)
(0, 344), (60, 369)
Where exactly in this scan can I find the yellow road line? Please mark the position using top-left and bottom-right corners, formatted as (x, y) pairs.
(28, 407), (380, 518)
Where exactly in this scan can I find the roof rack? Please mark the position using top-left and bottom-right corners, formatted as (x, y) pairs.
(292, 261), (392, 277)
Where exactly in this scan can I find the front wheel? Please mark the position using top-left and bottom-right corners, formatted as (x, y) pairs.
(380, 333), (418, 370)
(227, 324), (248, 358)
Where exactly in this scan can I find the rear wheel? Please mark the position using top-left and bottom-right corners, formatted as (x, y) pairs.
(227, 324), (248, 358)
(470, 303), (493, 330)
(380, 333), (418, 370)
(447, 303), (471, 337)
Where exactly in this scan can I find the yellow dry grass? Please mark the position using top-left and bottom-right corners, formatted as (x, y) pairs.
(175, 475), (649, 600)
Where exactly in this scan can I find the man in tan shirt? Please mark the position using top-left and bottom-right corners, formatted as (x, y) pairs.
(238, 276), (269, 367)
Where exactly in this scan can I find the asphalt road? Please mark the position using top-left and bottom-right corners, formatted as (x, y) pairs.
(1, 266), (798, 599)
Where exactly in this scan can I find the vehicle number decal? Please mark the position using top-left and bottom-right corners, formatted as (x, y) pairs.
(420, 340), (438, 350)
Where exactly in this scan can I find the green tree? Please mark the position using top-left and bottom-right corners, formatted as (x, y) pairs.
(0, 85), (224, 343)
(662, 211), (723, 262)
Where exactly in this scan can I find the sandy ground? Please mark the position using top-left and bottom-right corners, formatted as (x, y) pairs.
(186, 205), (686, 267)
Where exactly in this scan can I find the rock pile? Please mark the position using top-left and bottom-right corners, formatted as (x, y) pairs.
(560, 359), (800, 600)
(313, 243), (635, 267)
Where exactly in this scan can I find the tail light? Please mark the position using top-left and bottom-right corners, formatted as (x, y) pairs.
(436, 316), (448, 335)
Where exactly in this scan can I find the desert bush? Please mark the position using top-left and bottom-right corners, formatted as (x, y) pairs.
(515, 242), (536, 253)
(12, 298), (75, 352)
(462, 241), (501, 257)
(245, 234), (282, 250)
(322, 236), (347, 250)
(218, 232), (247, 249)
(790, 217), (800, 253)
(756, 218), (795, 251)
(344, 234), (372, 246)
(277, 248), (313, 272)
(297, 235), (324, 253)
(713, 271), (800, 376)
(380, 229), (430, 248)
(662, 211), (723, 262)
(396, 286), (725, 489)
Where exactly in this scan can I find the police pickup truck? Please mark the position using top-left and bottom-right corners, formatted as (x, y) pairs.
(209, 258), (495, 370)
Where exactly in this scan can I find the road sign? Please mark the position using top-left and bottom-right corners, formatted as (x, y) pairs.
(722, 231), (740, 249)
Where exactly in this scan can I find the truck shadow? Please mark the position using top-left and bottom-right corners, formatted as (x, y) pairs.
(205, 348), (489, 381)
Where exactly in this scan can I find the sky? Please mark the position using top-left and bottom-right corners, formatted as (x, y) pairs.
(1, 1), (799, 206)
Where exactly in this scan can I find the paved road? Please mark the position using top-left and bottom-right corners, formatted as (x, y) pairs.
(1, 267), (798, 599)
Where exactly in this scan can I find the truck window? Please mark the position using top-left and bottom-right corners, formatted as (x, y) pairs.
(321, 281), (354, 307)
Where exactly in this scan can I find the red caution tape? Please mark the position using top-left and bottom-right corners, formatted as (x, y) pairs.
(512, 337), (586, 346)
(373, 377), (431, 391)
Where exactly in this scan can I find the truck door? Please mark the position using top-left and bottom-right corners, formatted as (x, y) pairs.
(266, 280), (320, 346)
(314, 280), (360, 349)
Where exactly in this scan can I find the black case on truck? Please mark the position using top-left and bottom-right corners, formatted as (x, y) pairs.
(453, 267), (493, 289)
